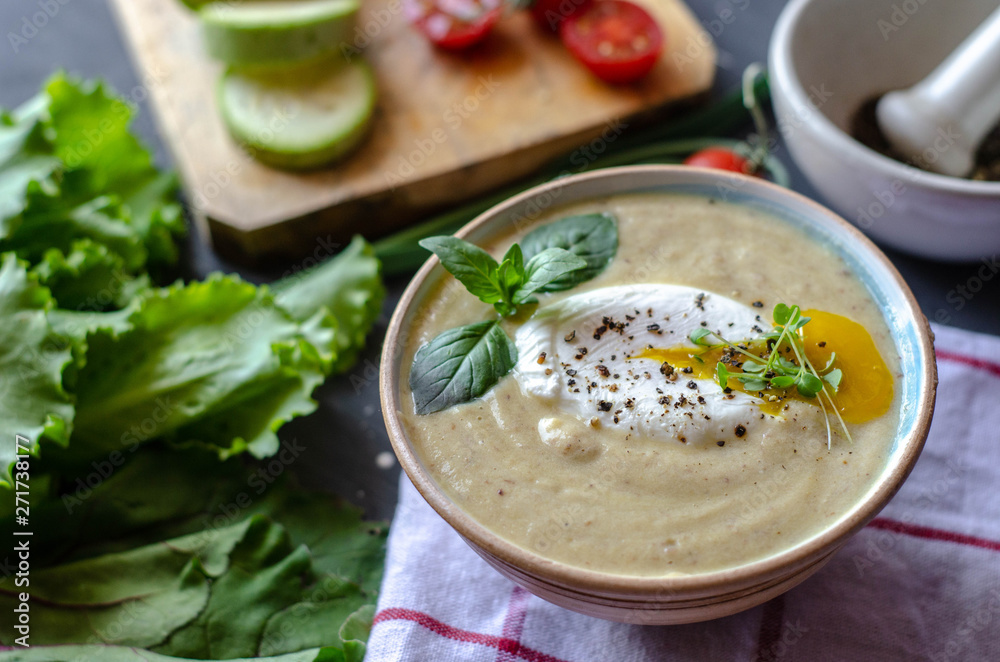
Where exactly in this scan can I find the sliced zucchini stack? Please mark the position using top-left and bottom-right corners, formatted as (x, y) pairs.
(192, 0), (377, 170)
(218, 60), (376, 170)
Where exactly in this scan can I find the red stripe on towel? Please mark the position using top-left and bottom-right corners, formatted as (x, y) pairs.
(868, 517), (1000, 552)
(373, 607), (571, 662)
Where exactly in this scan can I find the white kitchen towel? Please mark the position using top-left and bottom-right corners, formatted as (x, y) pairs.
(366, 323), (1000, 662)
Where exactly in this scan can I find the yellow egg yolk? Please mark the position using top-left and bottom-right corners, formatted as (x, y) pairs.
(634, 309), (894, 424)
(800, 309), (894, 424)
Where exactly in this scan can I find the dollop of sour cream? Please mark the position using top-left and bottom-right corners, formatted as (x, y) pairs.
(514, 285), (773, 447)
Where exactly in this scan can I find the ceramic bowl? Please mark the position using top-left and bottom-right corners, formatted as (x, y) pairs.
(769, 0), (1000, 262)
(380, 166), (937, 624)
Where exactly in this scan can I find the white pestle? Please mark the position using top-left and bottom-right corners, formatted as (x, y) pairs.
(876, 6), (1000, 177)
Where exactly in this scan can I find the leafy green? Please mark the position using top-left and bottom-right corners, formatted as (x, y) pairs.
(39, 235), (382, 467)
(30, 239), (147, 310)
(0, 646), (339, 662)
(0, 73), (184, 309)
(0, 517), (365, 655)
(0, 108), (60, 234)
(273, 236), (384, 374)
(824, 368), (843, 390)
(519, 213), (618, 291)
(41, 74), (185, 271)
(153, 520), (329, 658)
(5, 445), (387, 584)
(9, 444), (257, 566)
(690, 327), (713, 346)
(0, 255), (73, 489)
(0, 445), (387, 659)
(0, 519), (250, 647)
(410, 320), (518, 414)
(61, 274), (325, 461)
(0, 74), (388, 660)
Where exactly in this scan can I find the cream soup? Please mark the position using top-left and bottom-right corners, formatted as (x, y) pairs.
(399, 193), (901, 576)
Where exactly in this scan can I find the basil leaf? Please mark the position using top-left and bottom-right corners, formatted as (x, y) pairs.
(419, 236), (505, 305)
(410, 321), (518, 414)
(513, 248), (587, 304)
(519, 213), (618, 292)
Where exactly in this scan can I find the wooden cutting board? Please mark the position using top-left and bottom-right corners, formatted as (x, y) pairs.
(109, 0), (715, 263)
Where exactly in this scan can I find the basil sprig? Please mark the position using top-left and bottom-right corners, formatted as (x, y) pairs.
(410, 214), (619, 414)
(418, 237), (586, 316)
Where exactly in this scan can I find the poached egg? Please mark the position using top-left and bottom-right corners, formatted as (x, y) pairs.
(514, 284), (770, 447)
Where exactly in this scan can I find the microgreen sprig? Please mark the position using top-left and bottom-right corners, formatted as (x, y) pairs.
(690, 303), (852, 448)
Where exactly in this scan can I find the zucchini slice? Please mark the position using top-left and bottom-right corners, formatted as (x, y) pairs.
(200, 0), (360, 68)
(218, 59), (377, 170)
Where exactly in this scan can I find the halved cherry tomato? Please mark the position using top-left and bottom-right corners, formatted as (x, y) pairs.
(404, 0), (503, 50)
(684, 147), (757, 175)
(531, 0), (593, 32)
(559, 0), (663, 84)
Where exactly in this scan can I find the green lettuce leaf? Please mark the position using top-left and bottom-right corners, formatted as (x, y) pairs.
(0, 109), (60, 237)
(0, 445), (386, 660)
(7, 445), (387, 582)
(154, 520), (368, 659)
(28, 235), (383, 477)
(0, 515), (373, 655)
(63, 274), (326, 461)
(0, 518), (239, 648)
(0, 254), (74, 489)
(273, 236), (384, 374)
(30, 238), (147, 310)
(0, 73), (185, 309)
(3, 191), (146, 270)
(42, 74), (185, 270)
